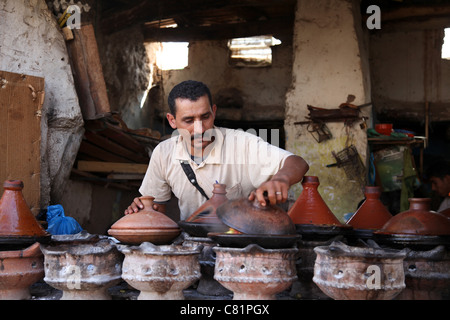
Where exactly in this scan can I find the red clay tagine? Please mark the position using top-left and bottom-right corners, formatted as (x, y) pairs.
(346, 186), (392, 230)
(0, 180), (50, 245)
(179, 183), (229, 236)
(108, 196), (181, 245)
(288, 176), (342, 225)
(377, 198), (450, 236)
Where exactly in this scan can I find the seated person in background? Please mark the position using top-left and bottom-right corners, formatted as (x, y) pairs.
(426, 159), (450, 212)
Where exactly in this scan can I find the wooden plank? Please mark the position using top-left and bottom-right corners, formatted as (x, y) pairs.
(78, 140), (132, 163)
(77, 160), (148, 173)
(0, 71), (44, 215)
(84, 131), (149, 163)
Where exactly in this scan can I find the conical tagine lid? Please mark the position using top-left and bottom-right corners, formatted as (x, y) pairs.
(288, 176), (343, 226)
(346, 186), (392, 230)
(0, 180), (49, 241)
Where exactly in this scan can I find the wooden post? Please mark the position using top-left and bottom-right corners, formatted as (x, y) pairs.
(66, 24), (111, 119)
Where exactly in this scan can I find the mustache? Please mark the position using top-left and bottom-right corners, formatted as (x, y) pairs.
(191, 133), (216, 141)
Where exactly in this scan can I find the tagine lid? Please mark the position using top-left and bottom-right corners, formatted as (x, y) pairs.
(346, 186), (393, 230)
(109, 196), (180, 231)
(287, 176), (343, 226)
(0, 180), (50, 239)
(216, 196), (296, 235)
(375, 198), (450, 236)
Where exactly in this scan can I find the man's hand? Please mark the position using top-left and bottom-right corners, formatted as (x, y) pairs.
(124, 197), (167, 215)
(248, 155), (309, 207)
(124, 197), (144, 215)
(248, 175), (290, 206)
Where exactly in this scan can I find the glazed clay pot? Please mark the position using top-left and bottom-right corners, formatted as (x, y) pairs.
(346, 186), (392, 230)
(108, 196), (181, 245)
(179, 184), (229, 236)
(288, 176), (342, 226)
(216, 196), (296, 235)
(0, 180), (50, 244)
(0, 242), (44, 300)
(377, 198), (450, 236)
(41, 237), (123, 300)
(313, 241), (407, 300)
(214, 244), (298, 300)
(119, 242), (202, 300)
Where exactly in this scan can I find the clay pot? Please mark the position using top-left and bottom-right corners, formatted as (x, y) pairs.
(108, 196), (181, 245)
(179, 184), (229, 236)
(440, 208), (450, 219)
(0, 180), (50, 244)
(288, 176), (342, 226)
(0, 242), (44, 300)
(313, 241), (407, 300)
(119, 242), (202, 300)
(346, 186), (392, 230)
(216, 197), (296, 235)
(377, 198), (450, 236)
(41, 236), (123, 300)
(214, 244), (298, 300)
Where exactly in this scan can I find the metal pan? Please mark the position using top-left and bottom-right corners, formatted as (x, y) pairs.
(178, 220), (229, 237)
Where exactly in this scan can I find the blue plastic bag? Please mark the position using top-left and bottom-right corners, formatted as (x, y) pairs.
(46, 204), (83, 235)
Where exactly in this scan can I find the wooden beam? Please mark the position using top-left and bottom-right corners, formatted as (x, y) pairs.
(77, 160), (148, 173)
(143, 18), (293, 42)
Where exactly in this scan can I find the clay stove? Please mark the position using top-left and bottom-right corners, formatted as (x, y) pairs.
(119, 242), (202, 300)
(40, 232), (123, 300)
(313, 241), (407, 300)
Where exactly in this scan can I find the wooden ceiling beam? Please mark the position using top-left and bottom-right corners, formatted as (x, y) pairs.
(142, 18), (293, 42)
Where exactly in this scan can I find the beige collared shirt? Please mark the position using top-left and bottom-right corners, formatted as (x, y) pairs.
(139, 126), (293, 220)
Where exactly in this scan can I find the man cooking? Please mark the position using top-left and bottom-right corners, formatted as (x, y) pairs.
(124, 80), (309, 220)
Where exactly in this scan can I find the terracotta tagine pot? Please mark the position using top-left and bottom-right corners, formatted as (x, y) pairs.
(108, 196), (181, 245)
(346, 186), (393, 240)
(288, 176), (351, 239)
(440, 208), (450, 219)
(216, 196), (296, 235)
(313, 241), (407, 300)
(119, 242), (202, 300)
(0, 242), (44, 300)
(0, 180), (50, 245)
(214, 244), (298, 300)
(41, 233), (123, 300)
(178, 183), (229, 237)
(376, 198), (450, 236)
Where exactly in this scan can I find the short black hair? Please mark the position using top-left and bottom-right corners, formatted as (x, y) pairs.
(425, 159), (450, 179)
(167, 80), (213, 116)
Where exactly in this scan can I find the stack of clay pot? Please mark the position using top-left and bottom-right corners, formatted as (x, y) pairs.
(287, 176), (351, 300)
(178, 184), (231, 296)
(374, 198), (450, 300)
(108, 196), (181, 245)
(0, 180), (48, 300)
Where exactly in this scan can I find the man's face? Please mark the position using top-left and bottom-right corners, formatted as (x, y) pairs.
(430, 175), (450, 197)
(166, 95), (217, 155)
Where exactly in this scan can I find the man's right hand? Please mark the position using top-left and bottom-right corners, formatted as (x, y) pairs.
(124, 197), (144, 215)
